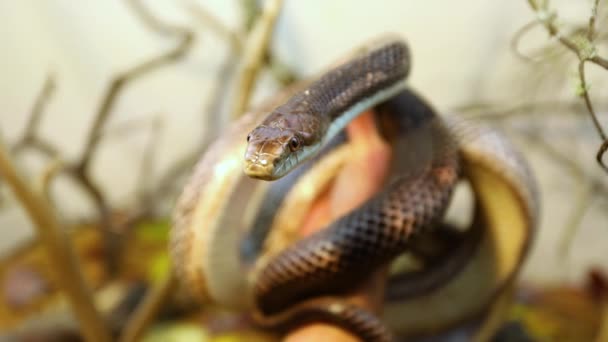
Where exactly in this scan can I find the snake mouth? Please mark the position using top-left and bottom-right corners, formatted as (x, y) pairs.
(244, 162), (278, 181)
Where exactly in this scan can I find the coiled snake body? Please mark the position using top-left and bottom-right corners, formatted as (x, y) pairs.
(171, 36), (539, 341)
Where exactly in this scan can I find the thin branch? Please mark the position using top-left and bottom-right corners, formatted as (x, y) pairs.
(229, 0), (284, 119)
(598, 140), (608, 171)
(135, 116), (162, 203)
(12, 74), (59, 156)
(118, 274), (177, 342)
(558, 182), (593, 258)
(511, 20), (545, 63)
(266, 52), (298, 86)
(15, 137), (61, 158)
(35, 158), (64, 202)
(101, 116), (159, 138)
(181, 0), (243, 52)
(142, 27), (242, 212)
(240, 0), (262, 33)
(588, 0), (600, 41)
(21, 74), (55, 142)
(578, 60), (608, 172)
(521, 131), (608, 196)
(75, 1), (194, 172)
(528, 0), (608, 69)
(521, 131), (608, 256)
(578, 61), (607, 142)
(0, 142), (111, 342)
(527, 0), (608, 173)
(56, 0), (195, 271)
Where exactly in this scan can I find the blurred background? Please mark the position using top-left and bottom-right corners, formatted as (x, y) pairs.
(0, 1), (607, 341)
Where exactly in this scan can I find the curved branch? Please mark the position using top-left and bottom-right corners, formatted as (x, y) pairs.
(75, 0), (194, 172)
(0, 143), (111, 342)
(230, 0), (284, 119)
(527, 0), (608, 173)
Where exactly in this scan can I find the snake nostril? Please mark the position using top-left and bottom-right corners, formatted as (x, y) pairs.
(245, 154), (258, 164)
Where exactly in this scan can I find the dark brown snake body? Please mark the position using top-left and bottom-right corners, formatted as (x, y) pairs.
(170, 36), (539, 342)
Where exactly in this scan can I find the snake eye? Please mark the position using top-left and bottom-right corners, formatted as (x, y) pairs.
(247, 134), (251, 142)
(288, 137), (300, 151)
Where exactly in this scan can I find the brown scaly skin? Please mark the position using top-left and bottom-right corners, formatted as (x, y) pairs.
(244, 38), (460, 342)
(170, 36), (539, 342)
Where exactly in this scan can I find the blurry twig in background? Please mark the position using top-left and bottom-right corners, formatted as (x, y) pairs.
(241, 0), (262, 33)
(11, 74), (60, 157)
(156, 0), (297, 204)
(230, 0), (284, 119)
(119, 274), (177, 342)
(135, 115), (163, 205)
(78, 0), (194, 270)
(182, 0), (243, 52)
(35, 157), (64, 202)
(459, 0), (608, 259)
(519, 131), (605, 257)
(527, 0), (608, 173)
(7, 0), (196, 273)
(0, 143), (111, 342)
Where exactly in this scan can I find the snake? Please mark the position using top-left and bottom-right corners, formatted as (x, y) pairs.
(170, 36), (539, 341)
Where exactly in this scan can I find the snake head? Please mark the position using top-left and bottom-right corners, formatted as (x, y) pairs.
(244, 126), (309, 181)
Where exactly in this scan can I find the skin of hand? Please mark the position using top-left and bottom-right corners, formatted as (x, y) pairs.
(285, 110), (393, 342)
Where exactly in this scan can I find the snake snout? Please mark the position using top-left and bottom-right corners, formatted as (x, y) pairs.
(244, 151), (279, 180)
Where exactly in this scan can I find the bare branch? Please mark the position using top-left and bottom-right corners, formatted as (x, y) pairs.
(12, 74), (59, 156)
(22, 75), (55, 141)
(35, 158), (64, 202)
(230, 0), (284, 119)
(75, 0), (194, 172)
(101, 116), (159, 138)
(510, 20), (544, 63)
(184, 0), (297, 87)
(57, 0), (196, 270)
(526, 0), (608, 173)
(578, 61), (607, 143)
(181, 0), (243, 52)
(240, 0), (262, 33)
(266, 52), (298, 86)
(598, 140), (608, 172)
(520, 131), (608, 256)
(135, 116), (162, 203)
(558, 182), (593, 258)
(588, 0), (600, 41)
(522, 131), (608, 195)
(528, 0), (608, 69)
(119, 274), (177, 342)
(0, 142), (111, 342)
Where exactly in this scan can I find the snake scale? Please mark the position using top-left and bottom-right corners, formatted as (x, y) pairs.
(170, 36), (539, 341)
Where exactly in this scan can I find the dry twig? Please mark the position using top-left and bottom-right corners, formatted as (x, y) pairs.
(230, 0), (285, 119)
(119, 274), (177, 342)
(8, 0), (196, 272)
(182, 0), (243, 52)
(35, 157), (64, 202)
(527, 0), (608, 173)
(11, 74), (60, 157)
(520, 131), (607, 258)
(0, 142), (111, 342)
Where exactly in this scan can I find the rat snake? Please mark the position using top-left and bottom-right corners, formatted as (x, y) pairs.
(170, 36), (539, 341)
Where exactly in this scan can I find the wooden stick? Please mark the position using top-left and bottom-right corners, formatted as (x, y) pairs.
(0, 142), (111, 342)
(230, 0), (284, 119)
(119, 274), (177, 342)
